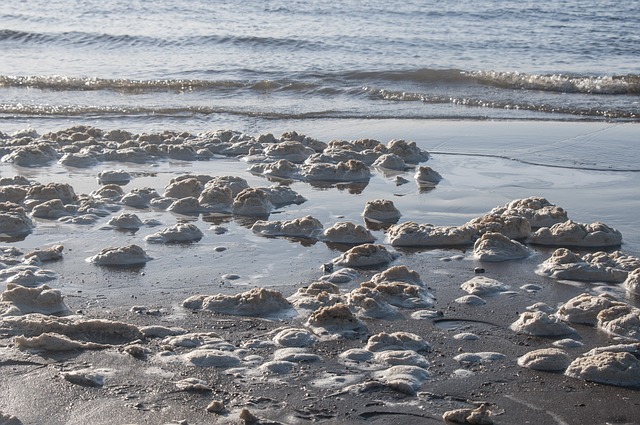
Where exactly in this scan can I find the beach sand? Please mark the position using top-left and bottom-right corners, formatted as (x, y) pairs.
(0, 120), (639, 424)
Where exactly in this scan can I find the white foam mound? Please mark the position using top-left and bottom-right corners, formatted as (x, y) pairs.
(372, 153), (411, 171)
(357, 280), (435, 309)
(473, 232), (530, 262)
(263, 140), (316, 163)
(365, 331), (430, 352)
(372, 365), (430, 395)
(371, 265), (424, 286)
(182, 287), (294, 317)
(182, 349), (241, 368)
(454, 351), (506, 364)
(597, 305), (640, 340)
(1, 284), (69, 316)
(556, 293), (625, 326)
(442, 405), (494, 425)
(362, 199), (401, 223)
(386, 222), (476, 247)
(24, 244), (64, 263)
(322, 221), (375, 244)
(517, 348), (571, 371)
(332, 243), (398, 267)
(489, 196), (568, 228)
(0, 203), (35, 237)
(466, 213), (531, 240)
(528, 220), (623, 247)
(107, 212), (144, 229)
(510, 311), (576, 337)
(273, 328), (317, 347)
(205, 175), (249, 197)
(583, 250), (640, 271)
(305, 303), (368, 339)
(197, 185), (233, 212)
(6, 269), (58, 287)
(249, 159), (302, 180)
(232, 188), (274, 217)
(87, 244), (152, 265)
(414, 166), (442, 186)
(251, 215), (323, 239)
(97, 169), (132, 184)
(145, 223), (203, 243)
(565, 351), (640, 387)
(163, 177), (204, 199)
(373, 350), (430, 368)
(386, 139), (430, 164)
(537, 248), (629, 282)
(625, 268), (640, 295)
(301, 159), (371, 182)
(461, 276), (511, 296)
(287, 281), (344, 311)
(347, 287), (401, 319)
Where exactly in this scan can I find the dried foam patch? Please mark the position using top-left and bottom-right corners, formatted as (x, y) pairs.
(442, 404), (494, 425)
(473, 232), (530, 262)
(371, 365), (430, 395)
(15, 332), (109, 351)
(319, 267), (359, 284)
(528, 220), (623, 247)
(460, 276), (511, 296)
(162, 332), (233, 350)
(347, 287), (401, 319)
(455, 295), (487, 306)
(259, 360), (296, 375)
(287, 282), (344, 312)
(86, 244), (151, 265)
(273, 347), (322, 363)
(565, 351), (640, 387)
(517, 348), (571, 371)
(182, 349), (241, 368)
(182, 287), (295, 318)
(272, 328), (317, 347)
(510, 311), (576, 337)
(373, 350), (430, 368)
(357, 280), (435, 309)
(331, 243), (398, 267)
(175, 377), (212, 392)
(454, 352), (507, 364)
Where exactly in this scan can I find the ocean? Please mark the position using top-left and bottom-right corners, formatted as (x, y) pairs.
(1, 0), (639, 133)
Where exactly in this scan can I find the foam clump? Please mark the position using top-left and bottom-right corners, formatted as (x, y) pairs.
(0, 202), (35, 237)
(287, 281), (343, 312)
(414, 166), (442, 186)
(182, 349), (241, 368)
(320, 267), (359, 284)
(372, 153), (411, 171)
(386, 222), (475, 247)
(322, 221), (375, 244)
(301, 160), (371, 182)
(251, 215), (323, 239)
(473, 232), (530, 262)
(625, 268), (640, 295)
(182, 287), (294, 317)
(466, 213), (531, 240)
(461, 276), (511, 296)
(145, 223), (203, 243)
(97, 169), (132, 184)
(386, 139), (429, 163)
(175, 377), (212, 392)
(517, 348), (571, 371)
(454, 352), (506, 364)
(371, 265), (424, 286)
(490, 196), (568, 228)
(537, 248), (630, 282)
(107, 212), (144, 230)
(565, 351), (640, 388)
(597, 305), (640, 340)
(24, 244), (64, 263)
(510, 311), (576, 336)
(15, 332), (108, 351)
(232, 188), (274, 217)
(1, 313), (143, 343)
(5, 268), (57, 287)
(365, 331), (430, 352)
(305, 303), (368, 339)
(442, 404), (494, 425)
(362, 199), (401, 223)
(332, 243), (398, 267)
(556, 293), (625, 326)
(87, 244), (152, 265)
(0, 284), (69, 316)
(528, 220), (622, 247)
(249, 159), (301, 180)
(355, 280), (434, 309)
(120, 187), (159, 208)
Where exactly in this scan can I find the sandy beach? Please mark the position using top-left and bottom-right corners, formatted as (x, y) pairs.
(0, 120), (639, 425)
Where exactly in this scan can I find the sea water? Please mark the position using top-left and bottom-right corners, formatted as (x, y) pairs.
(0, 0), (638, 131)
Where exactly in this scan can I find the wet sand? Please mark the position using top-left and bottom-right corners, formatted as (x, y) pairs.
(0, 121), (639, 424)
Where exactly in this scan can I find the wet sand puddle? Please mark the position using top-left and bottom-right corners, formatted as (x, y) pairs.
(0, 126), (639, 425)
